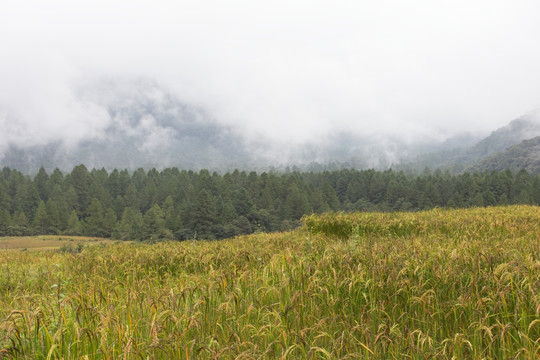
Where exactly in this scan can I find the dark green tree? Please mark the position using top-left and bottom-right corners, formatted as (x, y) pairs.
(190, 190), (218, 239)
(115, 207), (144, 240)
(66, 210), (83, 235)
(0, 209), (11, 235)
(33, 200), (49, 234)
(34, 167), (50, 201)
(142, 204), (165, 240)
(85, 198), (105, 237)
(68, 165), (92, 215)
(102, 208), (117, 238)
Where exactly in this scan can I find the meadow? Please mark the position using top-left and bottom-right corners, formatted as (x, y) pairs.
(0, 236), (116, 252)
(0, 206), (539, 359)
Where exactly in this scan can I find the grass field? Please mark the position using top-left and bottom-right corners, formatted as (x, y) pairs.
(0, 235), (117, 252)
(0, 206), (539, 359)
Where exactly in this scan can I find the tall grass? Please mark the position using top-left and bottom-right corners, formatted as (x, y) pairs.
(1, 205), (539, 359)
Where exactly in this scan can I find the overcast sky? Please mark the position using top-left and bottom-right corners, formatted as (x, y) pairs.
(1, 0), (540, 148)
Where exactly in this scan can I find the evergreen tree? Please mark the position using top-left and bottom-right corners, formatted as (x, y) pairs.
(48, 168), (64, 188)
(13, 211), (30, 235)
(162, 195), (180, 232)
(123, 184), (138, 209)
(85, 198), (105, 237)
(309, 190), (330, 213)
(0, 209), (11, 235)
(482, 190), (497, 206)
(66, 210), (83, 235)
(102, 208), (117, 238)
(190, 190), (218, 239)
(34, 167), (50, 201)
(68, 165), (92, 215)
(107, 169), (121, 199)
(64, 186), (78, 213)
(220, 199), (238, 223)
(511, 169), (532, 203)
(322, 182), (340, 210)
(46, 199), (63, 233)
(116, 207), (144, 240)
(142, 204), (164, 240)
(285, 184), (310, 219)
(14, 211), (29, 228)
(0, 183), (11, 213)
(33, 200), (49, 234)
(233, 187), (254, 217)
(232, 216), (252, 235)
(19, 182), (40, 222)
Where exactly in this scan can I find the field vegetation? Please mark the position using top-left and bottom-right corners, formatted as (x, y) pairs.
(0, 205), (539, 359)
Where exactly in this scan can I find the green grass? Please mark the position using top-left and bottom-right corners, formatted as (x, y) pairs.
(1, 205), (539, 359)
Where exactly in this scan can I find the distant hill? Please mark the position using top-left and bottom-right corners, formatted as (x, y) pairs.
(397, 111), (540, 173)
(457, 114), (540, 164)
(472, 136), (540, 173)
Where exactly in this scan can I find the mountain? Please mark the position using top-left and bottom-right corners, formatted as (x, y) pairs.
(458, 113), (540, 164)
(1, 77), (539, 174)
(472, 136), (540, 173)
(0, 79), (253, 173)
(397, 110), (540, 173)
(0, 78), (451, 173)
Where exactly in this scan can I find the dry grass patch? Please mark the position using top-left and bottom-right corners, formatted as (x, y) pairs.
(0, 235), (116, 251)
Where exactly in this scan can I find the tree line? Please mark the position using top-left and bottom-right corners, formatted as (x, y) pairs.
(0, 165), (539, 240)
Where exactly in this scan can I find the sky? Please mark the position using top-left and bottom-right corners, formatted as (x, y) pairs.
(1, 0), (540, 150)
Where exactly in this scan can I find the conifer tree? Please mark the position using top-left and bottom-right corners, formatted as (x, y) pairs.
(0, 209), (11, 235)
(102, 208), (117, 238)
(66, 210), (83, 235)
(190, 190), (218, 239)
(33, 200), (49, 234)
(116, 207), (143, 240)
(85, 198), (105, 237)
(34, 167), (50, 201)
(142, 204), (164, 240)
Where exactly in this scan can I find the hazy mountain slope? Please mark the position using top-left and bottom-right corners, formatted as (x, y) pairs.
(0, 78), (453, 173)
(0, 79), (253, 173)
(1, 77), (538, 174)
(397, 111), (540, 173)
(472, 136), (540, 173)
(457, 114), (540, 163)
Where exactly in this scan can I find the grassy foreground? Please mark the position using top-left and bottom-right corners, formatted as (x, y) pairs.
(0, 206), (539, 359)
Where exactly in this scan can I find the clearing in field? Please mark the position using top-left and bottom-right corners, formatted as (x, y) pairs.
(0, 235), (117, 251)
(0, 205), (539, 359)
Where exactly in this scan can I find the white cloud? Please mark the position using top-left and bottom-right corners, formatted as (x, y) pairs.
(1, 0), (539, 151)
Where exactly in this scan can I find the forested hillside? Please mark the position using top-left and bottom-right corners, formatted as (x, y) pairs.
(398, 112), (540, 173)
(473, 136), (540, 173)
(1, 165), (539, 240)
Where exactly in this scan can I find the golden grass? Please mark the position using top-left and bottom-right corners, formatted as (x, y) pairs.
(0, 235), (116, 251)
(0, 205), (538, 359)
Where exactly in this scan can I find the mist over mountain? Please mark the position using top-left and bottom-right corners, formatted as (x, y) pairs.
(1, 77), (539, 174)
(0, 78), (468, 173)
(461, 112), (540, 162)
(0, 79), (252, 173)
(397, 110), (540, 173)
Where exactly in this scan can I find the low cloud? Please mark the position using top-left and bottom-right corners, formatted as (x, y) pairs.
(1, 1), (540, 164)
